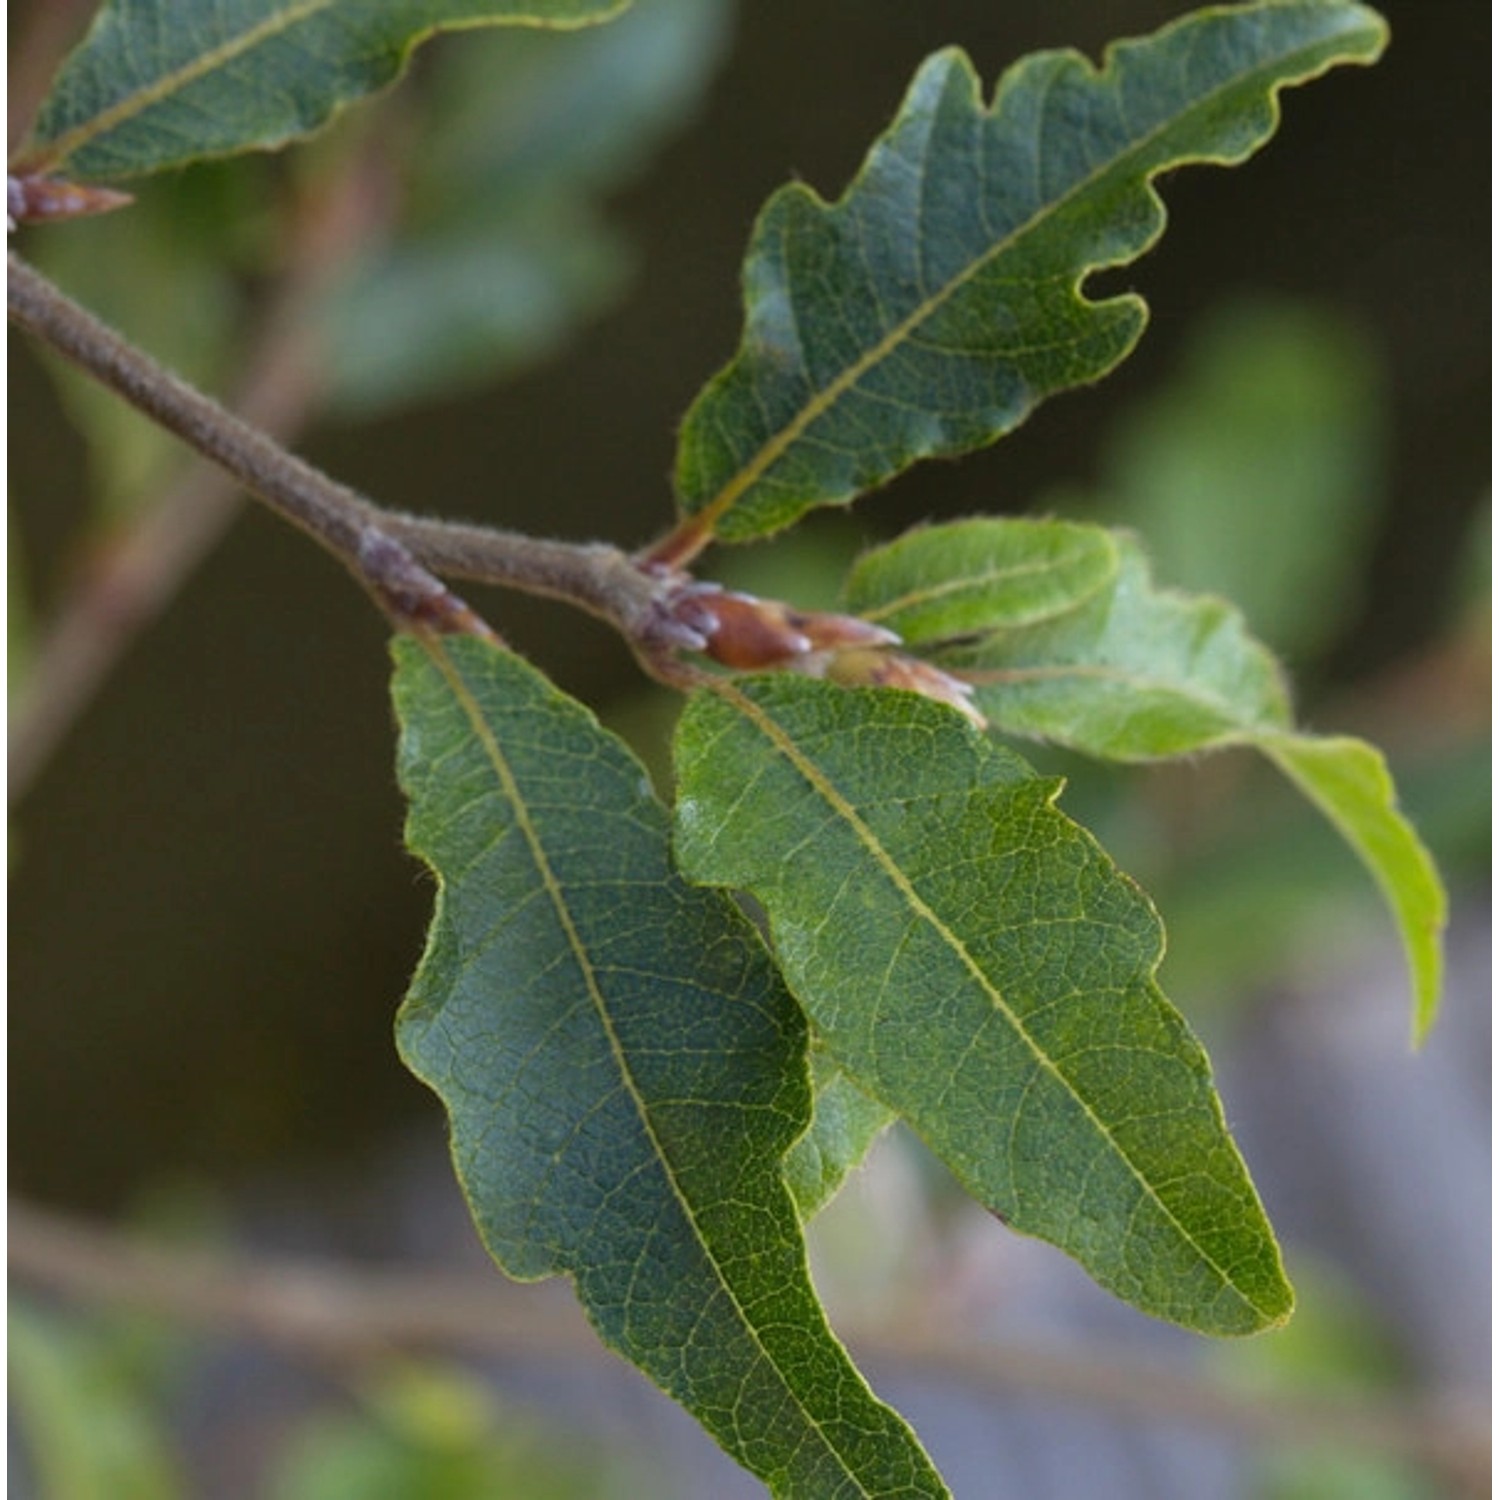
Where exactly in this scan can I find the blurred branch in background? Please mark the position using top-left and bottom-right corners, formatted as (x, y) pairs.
(9, 1198), (1489, 1498)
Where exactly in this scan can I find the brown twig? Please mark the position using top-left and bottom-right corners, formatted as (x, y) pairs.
(8, 1198), (1488, 1495)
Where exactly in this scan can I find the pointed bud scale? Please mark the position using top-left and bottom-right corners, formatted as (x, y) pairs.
(7, 174), (133, 227)
(817, 647), (987, 729)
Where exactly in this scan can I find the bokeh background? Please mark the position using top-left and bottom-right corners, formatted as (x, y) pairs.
(9, 1), (1489, 1496)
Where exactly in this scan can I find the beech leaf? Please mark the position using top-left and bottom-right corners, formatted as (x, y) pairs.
(15, 0), (628, 182)
(674, 675), (1294, 1335)
(672, 2), (1387, 544)
(846, 518), (1447, 1040)
(391, 635), (945, 1499)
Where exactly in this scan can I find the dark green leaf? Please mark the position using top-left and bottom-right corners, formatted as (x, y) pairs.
(847, 519), (1447, 1039)
(673, 2), (1388, 544)
(392, 635), (946, 1499)
(16, 0), (628, 182)
(674, 675), (1293, 1335)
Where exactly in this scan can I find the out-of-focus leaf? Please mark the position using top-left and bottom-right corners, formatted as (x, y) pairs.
(325, 0), (731, 413)
(847, 519), (1447, 1038)
(16, 0), (629, 182)
(392, 635), (946, 1498)
(783, 1048), (895, 1222)
(267, 1362), (641, 1500)
(9, 1301), (183, 1500)
(325, 206), (627, 414)
(672, 4), (1388, 545)
(1101, 299), (1385, 659)
(675, 674), (1293, 1336)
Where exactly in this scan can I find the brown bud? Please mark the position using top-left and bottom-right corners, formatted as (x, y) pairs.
(8, 174), (133, 227)
(699, 592), (813, 668)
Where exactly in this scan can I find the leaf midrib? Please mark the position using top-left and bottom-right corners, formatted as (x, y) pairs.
(420, 637), (871, 1496)
(689, 24), (1373, 539)
(858, 546), (1110, 628)
(714, 677), (1268, 1322)
(27, 0), (333, 171)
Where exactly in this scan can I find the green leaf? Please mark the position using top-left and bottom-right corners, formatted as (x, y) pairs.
(674, 675), (1293, 1336)
(846, 519), (1447, 1039)
(857, 527), (1294, 759)
(783, 1047), (895, 1222)
(392, 635), (946, 1500)
(845, 518), (1119, 644)
(1258, 735), (1447, 1043)
(16, 0), (629, 182)
(672, 2), (1388, 544)
(9, 1301), (184, 1500)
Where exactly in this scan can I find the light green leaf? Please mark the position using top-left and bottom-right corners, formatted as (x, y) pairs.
(9, 1301), (183, 1500)
(1258, 735), (1447, 1042)
(847, 518), (1446, 1038)
(674, 675), (1293, 1336)
(847, 519), (1119, 644)
(392, 635), (946, 1499)
(672, 2), (1388, 545)
(784, 1047), (895, 1222)
(862, 527), (1293, 759)
(16, 0), (629, 182)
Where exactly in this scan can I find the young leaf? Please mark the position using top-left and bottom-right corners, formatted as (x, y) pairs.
(672, 2), (1387, 546)
(851, 528), (1294, 758)
(847, 519), (1119, 645)
(845, 520), (1447, 1039)
(15, 0), (628, 183)
(392, 635), (946, 1500)
(674, 675), (1294, 1336)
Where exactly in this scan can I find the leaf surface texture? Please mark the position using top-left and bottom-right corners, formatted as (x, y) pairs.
(846, 518), (1446, 1038)
(392, 635), (946, 1498)
(18, 0), (627, 180)
(675, 674), (1293, 1334)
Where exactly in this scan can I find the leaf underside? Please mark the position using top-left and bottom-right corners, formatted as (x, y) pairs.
(17, 0), (630, 181)
(673, 1), (1388, 544)
(675, 674), (1294, 1336)
(843, 517), (1447, 1040)
(391, 634), (945, 1499)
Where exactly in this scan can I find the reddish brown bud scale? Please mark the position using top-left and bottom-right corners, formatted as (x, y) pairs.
(8, 174), (133, 227)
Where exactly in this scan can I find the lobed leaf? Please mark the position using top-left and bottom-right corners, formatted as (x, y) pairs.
(392, 635), (945, 1499)
(672, 2), (1388, 544)
(847, 518), (1446, 1038)
(674, 674), (1294, 1336)
(15, 0), (629, 182)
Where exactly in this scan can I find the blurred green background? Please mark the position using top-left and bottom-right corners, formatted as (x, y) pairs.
(8, 2), (1489, 1496)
